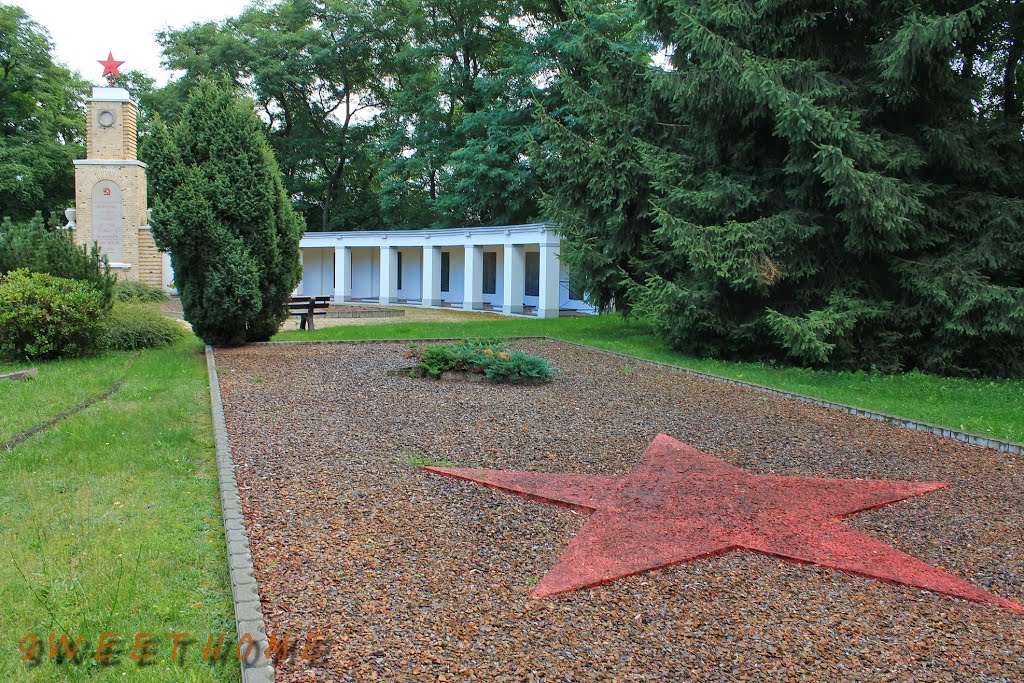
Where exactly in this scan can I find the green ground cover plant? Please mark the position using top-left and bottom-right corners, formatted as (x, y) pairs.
(276, 314), (1024, 443)
(410, 339), (555, 383)
(0, 338), (237, 682)
(113, 280), (170, 303)
(395, 449), (457, 469)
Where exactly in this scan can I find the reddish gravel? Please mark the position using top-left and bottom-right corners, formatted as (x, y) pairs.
(215, 340), (1024, 682)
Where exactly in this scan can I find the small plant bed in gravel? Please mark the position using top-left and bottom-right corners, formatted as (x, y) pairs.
(214, 340), (1023, 682)
(400, 339), (555, 384)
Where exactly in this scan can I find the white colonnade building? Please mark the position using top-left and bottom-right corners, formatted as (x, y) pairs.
(296, 223), (595, 317)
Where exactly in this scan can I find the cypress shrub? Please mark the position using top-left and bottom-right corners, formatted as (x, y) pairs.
(145, 82), (303, 347)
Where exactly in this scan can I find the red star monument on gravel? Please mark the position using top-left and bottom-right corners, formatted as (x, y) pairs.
(424, 434), (1021, 610)
(98, 52), (125, 84)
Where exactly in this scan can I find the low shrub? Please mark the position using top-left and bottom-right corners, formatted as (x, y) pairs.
(102, 302), (185, 351)
(411, 339), (555, 384)
(480, 350), (556, 383)
(0, 213), (115, 308)
(0, 269), (107, 360)
(418, 344), (464, 377)
(114, 279), (170, 303)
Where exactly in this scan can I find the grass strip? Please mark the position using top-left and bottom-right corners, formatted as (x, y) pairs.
(0, 338), (237, 682)
(0, 353), (136, 444)
(1, 378), (125, 452)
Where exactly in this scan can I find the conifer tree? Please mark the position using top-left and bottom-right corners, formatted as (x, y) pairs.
(147, 81), (303, 346)
(535, 0), (659, 311)
(544, 0), (1024, 375)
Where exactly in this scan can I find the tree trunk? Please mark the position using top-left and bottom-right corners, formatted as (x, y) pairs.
(546, 0), (567, 22)
(1003, 39), (1022, 119)
(321, 156), (347, 231)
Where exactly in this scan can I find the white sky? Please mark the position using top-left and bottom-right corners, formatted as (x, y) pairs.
(14, 0), (255, 85)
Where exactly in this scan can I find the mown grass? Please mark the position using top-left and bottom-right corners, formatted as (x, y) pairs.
(0, 353), (137, 444)
(0, 339), (237, 682)
(275, 313), (1024, 444)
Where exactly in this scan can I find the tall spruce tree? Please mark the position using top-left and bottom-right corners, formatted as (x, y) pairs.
(535, 0), (659, 311)
(544, 0), (1024, 376)
(147, 81), (303, 346)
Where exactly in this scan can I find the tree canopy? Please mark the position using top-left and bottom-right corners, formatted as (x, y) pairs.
(154, 0), (566, 231)
(542, 0), (1024, 376)
(5, 0), (1023, 373)
(0, 4), (88, 221)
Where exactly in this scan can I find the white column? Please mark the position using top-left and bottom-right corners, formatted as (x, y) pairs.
(421, 246), (441, 307)
(379, 245), (398, 304)
(334, 245), (351, 302)
(463, 245), (483, 311)
(537, 241), (560, 319)
(502, 243), (524, 315)
(162, 252), (176, 295)
(296, 248), (308, 296)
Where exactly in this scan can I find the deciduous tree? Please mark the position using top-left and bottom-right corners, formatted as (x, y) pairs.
(0, 5), (88, 220)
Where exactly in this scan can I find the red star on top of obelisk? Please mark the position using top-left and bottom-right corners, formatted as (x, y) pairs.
(425, 433), (1022, 610)
(98, 52), (125, 85)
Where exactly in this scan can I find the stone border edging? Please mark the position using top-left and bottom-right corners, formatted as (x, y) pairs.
(0, 368), (38, 381)
(205, 345), (275, 683)
(254, 336), (1023, 456)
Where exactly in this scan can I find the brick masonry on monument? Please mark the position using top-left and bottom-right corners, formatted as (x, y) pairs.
(64, 78), (174, 293)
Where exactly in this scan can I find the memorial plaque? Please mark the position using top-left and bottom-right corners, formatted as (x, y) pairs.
(91, 180), (123, 263)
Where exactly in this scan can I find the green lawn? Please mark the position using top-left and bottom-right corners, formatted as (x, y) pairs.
(0, 353), (137, 445)
(0, 339), (238, 681)
(275, 313), (1024, 444)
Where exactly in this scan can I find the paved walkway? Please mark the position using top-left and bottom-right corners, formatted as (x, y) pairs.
(160, 299), (503, 331)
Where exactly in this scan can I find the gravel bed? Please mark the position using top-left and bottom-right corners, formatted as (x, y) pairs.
(215, 340), (1024, 682)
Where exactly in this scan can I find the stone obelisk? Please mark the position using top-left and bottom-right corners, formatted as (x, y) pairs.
(68, 54), (169, 290)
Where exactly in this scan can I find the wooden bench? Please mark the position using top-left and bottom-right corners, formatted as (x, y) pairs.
(287, 296), (331, 330)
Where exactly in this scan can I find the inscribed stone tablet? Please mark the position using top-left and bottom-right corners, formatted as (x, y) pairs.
(92, 180), (123, 263)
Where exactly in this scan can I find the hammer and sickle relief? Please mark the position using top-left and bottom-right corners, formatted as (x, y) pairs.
(103, 188), (112, 196)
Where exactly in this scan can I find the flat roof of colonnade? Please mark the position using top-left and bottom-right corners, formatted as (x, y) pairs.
(299, 223), (560, 248)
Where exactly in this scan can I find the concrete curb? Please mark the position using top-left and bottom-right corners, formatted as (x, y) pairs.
(252, 336), (1023, 456)
(205, 345), (275, 683)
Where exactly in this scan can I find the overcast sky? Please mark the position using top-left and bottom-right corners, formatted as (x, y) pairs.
(15, 0), (255, 85)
